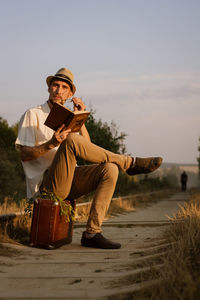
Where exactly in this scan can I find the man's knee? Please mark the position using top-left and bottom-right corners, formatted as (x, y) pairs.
(65, 133), (78, 143)
(62, 133), (79, 149)
(102, 163), (119, 182)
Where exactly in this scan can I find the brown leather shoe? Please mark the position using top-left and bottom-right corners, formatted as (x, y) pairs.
(126, 157), (163, 176)
(81, 232), (121, 249)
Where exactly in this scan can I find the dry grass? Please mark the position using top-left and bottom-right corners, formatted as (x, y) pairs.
(0, 199), (31, 245)
(0, 197), (31, 244)
(130, 189), (200, 300)
(0, 215), (31, 245)
(75, 189), (173, 222)
(0, 189), (174, 243)
(0, 197), (26, 215)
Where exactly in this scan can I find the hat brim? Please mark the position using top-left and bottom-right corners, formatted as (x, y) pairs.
(46, 75), (76, 94)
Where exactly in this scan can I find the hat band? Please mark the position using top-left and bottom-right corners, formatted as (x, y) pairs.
(54, 74), (73, 83)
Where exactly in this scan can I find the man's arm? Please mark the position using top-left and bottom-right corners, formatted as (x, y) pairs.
(21, 123), (90, 161)
(20, 97), (90, 161)
(79, 124), (91, 142)
(72, 97), (91, 142)
(20, 125), (71, 162)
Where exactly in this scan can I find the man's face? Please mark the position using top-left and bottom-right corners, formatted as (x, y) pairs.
(48, 80), (73, 105)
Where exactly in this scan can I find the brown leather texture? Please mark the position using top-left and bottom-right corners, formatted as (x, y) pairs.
(30, 198), (75, 249)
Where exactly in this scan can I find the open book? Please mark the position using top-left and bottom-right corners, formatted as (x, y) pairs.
(44, 102), (90, 132)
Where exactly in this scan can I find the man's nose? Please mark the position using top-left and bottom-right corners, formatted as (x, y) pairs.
(56, 86), (63, 94)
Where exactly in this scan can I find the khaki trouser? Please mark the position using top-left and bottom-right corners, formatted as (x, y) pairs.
(40, 133), (132, 233)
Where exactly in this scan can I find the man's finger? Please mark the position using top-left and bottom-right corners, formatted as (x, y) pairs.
(59, 128), (71, 137)
(62, 128), (71, 134)
(57, 124), (65, 133)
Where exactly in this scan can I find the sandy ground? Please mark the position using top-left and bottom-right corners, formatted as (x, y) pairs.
(0, 191), (189, 299)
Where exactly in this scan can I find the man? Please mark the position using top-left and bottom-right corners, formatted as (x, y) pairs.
(180, 171), (188, 191)
(16, 67), (162, 249)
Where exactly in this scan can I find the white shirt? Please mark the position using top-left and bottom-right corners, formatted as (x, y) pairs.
(15, 102), (58, 198)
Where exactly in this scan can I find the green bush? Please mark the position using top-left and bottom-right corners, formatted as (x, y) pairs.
(0, 117), (25, 204)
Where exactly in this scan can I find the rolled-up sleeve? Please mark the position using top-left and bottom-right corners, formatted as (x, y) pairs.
(15, 109), (38, 150)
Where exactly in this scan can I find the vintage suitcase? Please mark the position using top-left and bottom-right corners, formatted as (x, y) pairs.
(30, 198), (75, 249)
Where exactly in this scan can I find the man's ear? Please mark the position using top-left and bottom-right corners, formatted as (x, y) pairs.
(69, 90), (73, 98)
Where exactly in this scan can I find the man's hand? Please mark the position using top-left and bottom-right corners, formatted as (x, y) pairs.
(20, 125), (71, 162)
(72, 97), (86, 111)
(50, 124), (71, 146)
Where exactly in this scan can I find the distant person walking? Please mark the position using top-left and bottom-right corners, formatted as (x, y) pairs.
(180, 171), (188, 191)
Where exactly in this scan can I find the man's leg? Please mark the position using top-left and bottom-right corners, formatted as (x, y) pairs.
(68, 163), (119, 233)
(68, 162), (121, 249)
(40, 133), (162, 249)
(40, 133), (132, 199)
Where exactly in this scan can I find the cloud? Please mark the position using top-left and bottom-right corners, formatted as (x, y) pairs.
(78, 71), (200, 103)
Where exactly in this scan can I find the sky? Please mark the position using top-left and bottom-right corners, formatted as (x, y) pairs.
(0, 0), (200, 164)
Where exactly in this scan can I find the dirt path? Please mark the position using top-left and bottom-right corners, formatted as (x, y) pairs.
(0, 192), (189, 299)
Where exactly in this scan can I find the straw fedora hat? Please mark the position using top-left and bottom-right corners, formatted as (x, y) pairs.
(46, 68), (76, 94)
